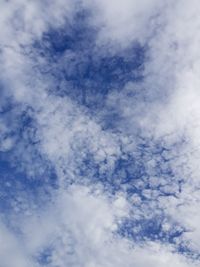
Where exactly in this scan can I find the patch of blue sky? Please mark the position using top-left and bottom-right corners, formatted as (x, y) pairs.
(0, 102), (58, 218)
(36, 246), (53, 266)
(32, 10), (145, 109)
(0, 155), (57, 214)
(117, 216), (197, 259)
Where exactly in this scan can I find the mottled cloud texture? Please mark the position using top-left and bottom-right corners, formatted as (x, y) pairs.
(0, 1), (200, 266)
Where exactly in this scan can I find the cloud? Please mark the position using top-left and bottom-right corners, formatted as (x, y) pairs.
(9, 185), (198, 267)
(0, 221), (33, 267)
(1, 0), (200, 266)
(83, 0), (164, 49)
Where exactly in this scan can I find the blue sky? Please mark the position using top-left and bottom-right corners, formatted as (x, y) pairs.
(0, 1), (200, 266)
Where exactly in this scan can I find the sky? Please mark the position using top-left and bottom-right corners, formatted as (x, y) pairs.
(1, 0), (200, 266)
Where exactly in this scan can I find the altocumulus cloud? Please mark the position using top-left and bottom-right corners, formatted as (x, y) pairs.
(0, 0), (200, 266)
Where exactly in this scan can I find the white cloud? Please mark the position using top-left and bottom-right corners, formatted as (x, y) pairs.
(0, 0), (75, 46)
(1, 0), (200, 266)
(83, 0), (164, 49)
(12, 185), (198, 267)
(0, 221), (34, 267)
